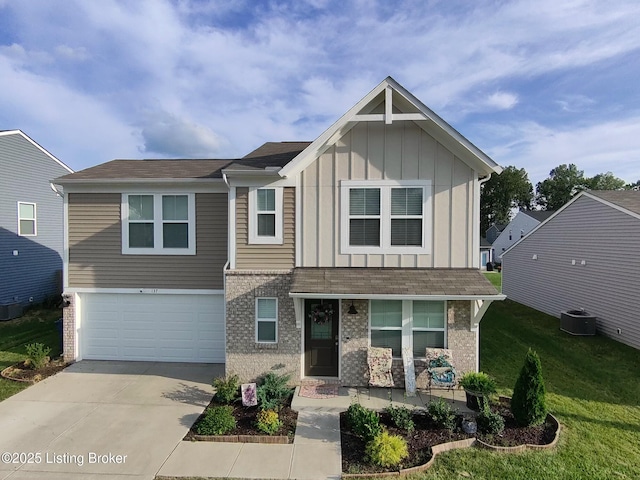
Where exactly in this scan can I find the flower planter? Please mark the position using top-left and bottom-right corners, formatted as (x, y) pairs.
(464, 390), (488, 411)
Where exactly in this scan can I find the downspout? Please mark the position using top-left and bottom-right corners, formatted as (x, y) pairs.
(475, 174), (492, 372)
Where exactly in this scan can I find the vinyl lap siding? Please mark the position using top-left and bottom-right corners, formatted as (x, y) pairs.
(68, 193), (227, 289)
(235, 187), (295, 269)
(0, 134), (69, 304)
(502, 195), (640, 350)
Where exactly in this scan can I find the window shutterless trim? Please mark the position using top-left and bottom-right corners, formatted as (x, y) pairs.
(369, 299), (447, 359)
(255, 297), (278, 343)
(17, 201), (37, 236)
(248, 187), (283, 244)
(121, 193), (196, 255)
(340, 180), (432, 254)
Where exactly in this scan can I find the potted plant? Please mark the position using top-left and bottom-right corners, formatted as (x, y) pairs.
(458, 371), (497, 410)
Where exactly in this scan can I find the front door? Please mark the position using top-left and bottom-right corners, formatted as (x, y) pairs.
(304, 299), (339, 377)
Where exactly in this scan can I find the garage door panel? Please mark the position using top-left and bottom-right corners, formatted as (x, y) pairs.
(81, 293), (225, 363)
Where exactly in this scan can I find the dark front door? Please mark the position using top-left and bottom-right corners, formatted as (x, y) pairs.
(304, 299), (339, 377)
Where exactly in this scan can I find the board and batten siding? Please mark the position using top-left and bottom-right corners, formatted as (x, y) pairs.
(300, 121), (475, 268)
(0, 133), (70, 304)
(502, 195), (640, 350)
(68, 193), (227, 289)
(235, 187), (295, 269)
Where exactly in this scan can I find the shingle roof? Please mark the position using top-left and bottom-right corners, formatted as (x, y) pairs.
(290, 268), (500, 297)
(54, 142), (311, 182)
(480, 237), (492, 247)
(588, 190), (640, 216)
(522, 210), (556, 222)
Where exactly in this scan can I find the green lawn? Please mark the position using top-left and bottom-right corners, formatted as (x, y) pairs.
(420, 299), (640, 480)
(0, 307), (62, 401)
(483, 271), (502, 291)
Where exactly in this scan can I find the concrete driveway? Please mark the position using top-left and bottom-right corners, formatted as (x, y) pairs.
(0, 361), (222, 480)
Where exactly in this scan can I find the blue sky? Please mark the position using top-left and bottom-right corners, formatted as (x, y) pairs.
(1, 0), (639, 186)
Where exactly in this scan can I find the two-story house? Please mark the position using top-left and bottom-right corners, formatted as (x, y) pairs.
(54, 77), (504, 386)
(492, 210), (555, 261)
(1, 130), (74, 320)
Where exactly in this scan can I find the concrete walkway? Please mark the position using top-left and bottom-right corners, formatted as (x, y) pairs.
(158, 385), (469, 479)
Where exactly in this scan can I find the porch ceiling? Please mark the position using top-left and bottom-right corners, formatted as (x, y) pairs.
(289, 267), (503, 299)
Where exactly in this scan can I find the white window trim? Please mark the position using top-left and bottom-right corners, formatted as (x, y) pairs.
(121, 193), (196, 255)
(248, 187), (283, 245)
(17, 202), (37, 236)
(340, 180), (432, 254)
(369, 300), (447, 358)
(255, 297), (278, 343)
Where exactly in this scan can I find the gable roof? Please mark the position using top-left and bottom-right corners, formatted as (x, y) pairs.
(502, 190), (640, 257)
(54, 142), (309, 183)
(587, 190), (640, 216)
(0, 130), (74, 174)
(279, 76), (502, 178)
(521, 210), (556, 222)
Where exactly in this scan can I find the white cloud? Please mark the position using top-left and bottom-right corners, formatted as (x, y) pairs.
(488, 118), (640, 185)
(484, 92), (519, 111)
(54, 45), (89, 61)
(139, 110), (224, 157)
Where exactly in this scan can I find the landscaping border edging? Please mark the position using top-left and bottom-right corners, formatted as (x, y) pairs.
(1, 364), (35, 384)
(475, 413), (561, 452)
(190, 434), (290, 444)
(342, 407), (561, 478)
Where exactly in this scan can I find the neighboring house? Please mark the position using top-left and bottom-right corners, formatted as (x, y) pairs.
(502, 190), (640, 351)
(54, 77), (505, 386)
(0, 130), (74, 319)
(485, 223), (506, 245)
(492, 210), (555, 260)
(480, 236), (492, 269)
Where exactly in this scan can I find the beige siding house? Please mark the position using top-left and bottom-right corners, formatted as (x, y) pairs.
(55, 77), (504, 385)
(502, 190), (640, 351)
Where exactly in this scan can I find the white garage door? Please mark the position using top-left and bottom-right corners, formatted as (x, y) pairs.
(81, 293), (225, 363)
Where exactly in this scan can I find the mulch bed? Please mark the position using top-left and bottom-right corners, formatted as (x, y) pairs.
(341, 401), (558, 474)
(1, 359), (68, 384)
(184, 395), (298, 443)
(476, 399), (557, 447)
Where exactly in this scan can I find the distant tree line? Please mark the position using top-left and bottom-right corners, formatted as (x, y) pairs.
(481, 163), (637, 233)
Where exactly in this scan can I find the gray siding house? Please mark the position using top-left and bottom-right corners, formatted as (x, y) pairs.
(0, 130), (73, 318)
(502, 190), (640, 350)
(55, 78), (504, 385)
(492, 210), (555, 260)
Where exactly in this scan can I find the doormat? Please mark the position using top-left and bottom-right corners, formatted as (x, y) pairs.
(299, 384), (339, 399)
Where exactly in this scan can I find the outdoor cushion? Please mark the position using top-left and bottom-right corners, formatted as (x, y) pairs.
(367, 347), (394, 387)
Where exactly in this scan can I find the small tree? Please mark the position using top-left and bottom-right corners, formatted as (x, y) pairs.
(511, 349), (547, 426)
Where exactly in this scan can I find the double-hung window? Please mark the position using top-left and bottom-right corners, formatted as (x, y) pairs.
(248, 187), (283, 244)
(256, 298), (278, 343)
(17, 202), (37, 236)
(341, 180), (431, 254)
(122, 193), (195, 255)
(370, 300), (446, 357)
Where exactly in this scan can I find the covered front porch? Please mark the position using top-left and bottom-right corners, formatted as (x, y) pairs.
(292, 384), (475, 415)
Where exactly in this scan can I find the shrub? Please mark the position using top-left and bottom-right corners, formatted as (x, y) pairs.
(427, 398), (457, 431)
(511, 349), (548, 426)
(365, 431), (409, 467)
(24, 343), (51, 370)
(256, 409), (282, 435)
(257, 372), (293, 411)
(476, 399), (505, 435)
(346, 403), (382, 441)
(212, 374), (240, 404)
(195, 405), (236, 435)
(384, 405), (415, 433)
(459, 371), (498, 395)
